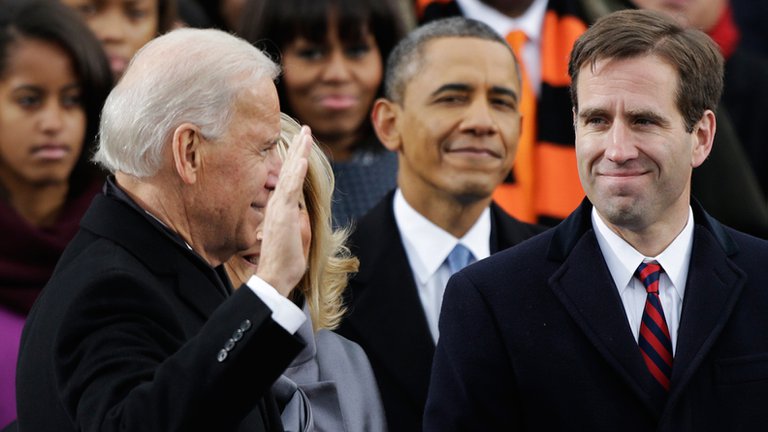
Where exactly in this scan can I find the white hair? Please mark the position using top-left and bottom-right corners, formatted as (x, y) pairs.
(93, 28), (280, 177)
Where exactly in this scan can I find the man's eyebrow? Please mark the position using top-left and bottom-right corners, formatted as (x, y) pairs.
(625, 109), (668, 125)
(489, 86), (518, 103)
(577, 107), (609, 120)
(430, 83), (472, 97)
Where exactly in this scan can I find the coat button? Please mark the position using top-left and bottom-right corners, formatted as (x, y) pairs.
(232, 328), (244, 341)
(217, 349), (228, 362)
(240, 319), (252, 332)
(224, 338), (235, 351)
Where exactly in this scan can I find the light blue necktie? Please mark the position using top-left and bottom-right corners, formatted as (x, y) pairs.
(446, 244), (475, 275)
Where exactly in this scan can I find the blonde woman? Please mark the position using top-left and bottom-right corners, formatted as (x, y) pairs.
(225, 114), (386, 432)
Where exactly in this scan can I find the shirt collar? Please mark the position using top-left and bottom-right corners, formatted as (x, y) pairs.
(393, 189), (491, 284)
(456, 0), (548, 44)
(592, 206), (694, 300)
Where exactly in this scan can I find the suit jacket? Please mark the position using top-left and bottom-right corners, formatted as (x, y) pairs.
(336, 191), (544, 432)
(425, 198), (768, 431)
(16, 191), (304, 432)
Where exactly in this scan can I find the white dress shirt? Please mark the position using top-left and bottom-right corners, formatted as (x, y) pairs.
(456, 0), (548, 96)
(592, 207), (694, 355)
(393, 189), (491, 342)
(246, 276), (306, 334)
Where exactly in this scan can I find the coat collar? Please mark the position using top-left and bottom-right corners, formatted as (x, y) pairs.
(80, 191), (230, 320)
(547, 198), (739, 263)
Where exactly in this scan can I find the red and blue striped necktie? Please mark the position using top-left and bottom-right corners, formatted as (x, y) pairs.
(636, 261), (673, 392)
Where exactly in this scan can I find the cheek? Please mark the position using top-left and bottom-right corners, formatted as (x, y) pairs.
(129, 14), (159, 53)
(282, 57), (314, 93)
(69, 109), (87, 150)
(282, 64), (316, 117)
(499, 115), (520, 152)
(0, 103), (40, 157)
(359, 56), (383, 97)
(300, 211), (311, 259)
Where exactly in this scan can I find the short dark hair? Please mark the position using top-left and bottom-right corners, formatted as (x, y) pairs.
(239, 0), (406, 116)
(0, 0), (112, 194)
(568, 9), (723, 132)
(383, 17), (518, 104)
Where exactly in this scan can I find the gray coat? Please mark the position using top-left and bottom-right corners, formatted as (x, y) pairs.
(274, 305), (387, 432)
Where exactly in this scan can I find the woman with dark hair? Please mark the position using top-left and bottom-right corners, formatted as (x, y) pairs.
(240, 0), (407, 227)
(0, 0), (111, 427)
(62, 0), (177, 80)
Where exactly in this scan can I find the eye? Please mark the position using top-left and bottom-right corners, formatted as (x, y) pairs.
(61, 91), (82, 109)
(73, 1), (98, 16)
(344, 43), (371, 59)
(490, 97), (517, 110)
(585, 116), (607, 126)
(125, 4), (150, 21)
(295, 46), (325, 61)
(15, 94), (41, 109)
(634, 118), (656, 126)
(435, 94), (467, 105)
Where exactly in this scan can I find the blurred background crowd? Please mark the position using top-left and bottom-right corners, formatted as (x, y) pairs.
(1, 0), (766, 429)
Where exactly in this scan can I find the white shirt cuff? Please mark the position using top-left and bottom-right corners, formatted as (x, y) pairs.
(245, 275), (306, 334)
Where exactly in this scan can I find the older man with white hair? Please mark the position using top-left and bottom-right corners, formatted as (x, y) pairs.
(16, 28), (312, 432)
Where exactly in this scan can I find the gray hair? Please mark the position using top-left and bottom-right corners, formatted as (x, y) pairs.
(384, 17), (518, 104)
(93, 28), (280, 177)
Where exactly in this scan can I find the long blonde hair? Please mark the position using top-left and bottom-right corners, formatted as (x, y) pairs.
(279, 113), (359, 331)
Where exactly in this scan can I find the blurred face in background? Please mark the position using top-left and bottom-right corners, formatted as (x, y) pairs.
(0, 37), (85, 191)
(630, 0), (725, 31)
(281, 12), (382, 157)
(62, 0), (159, 79)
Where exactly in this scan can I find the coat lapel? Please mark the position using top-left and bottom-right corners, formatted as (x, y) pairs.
(546, 200), (663, 416)
(344, 195), (436, 408)
(665, 213), (745, 415)
(549, 232), (663, 415)
(81, 194), (228, 322)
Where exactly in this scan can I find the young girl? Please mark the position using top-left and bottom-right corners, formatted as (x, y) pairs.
(62, 0), (176, 80)
(0, 0), (111, 426)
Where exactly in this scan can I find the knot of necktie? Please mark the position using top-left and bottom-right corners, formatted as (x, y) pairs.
(636, 261), (662, 295)
(446, 244), (474, 275)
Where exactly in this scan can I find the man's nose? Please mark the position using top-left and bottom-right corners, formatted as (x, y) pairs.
(264, 148), (283, 190)
(605, 120), (639, 163)
(460, 99), (497, 136)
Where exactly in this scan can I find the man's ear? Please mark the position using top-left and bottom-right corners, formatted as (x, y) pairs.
(171, 123), (203, 184)
(371, 98), (402, 152)
(691, 110), (716, 168)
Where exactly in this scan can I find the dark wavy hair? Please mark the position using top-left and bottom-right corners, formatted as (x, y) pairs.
(0, 0), (113, 196)
(239, 0), (406, 149)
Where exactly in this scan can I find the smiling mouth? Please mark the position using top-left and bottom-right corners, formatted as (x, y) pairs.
(448, 147), (501, 158)
(319, 95), (357, 110)
(243, 254), (259, 267)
